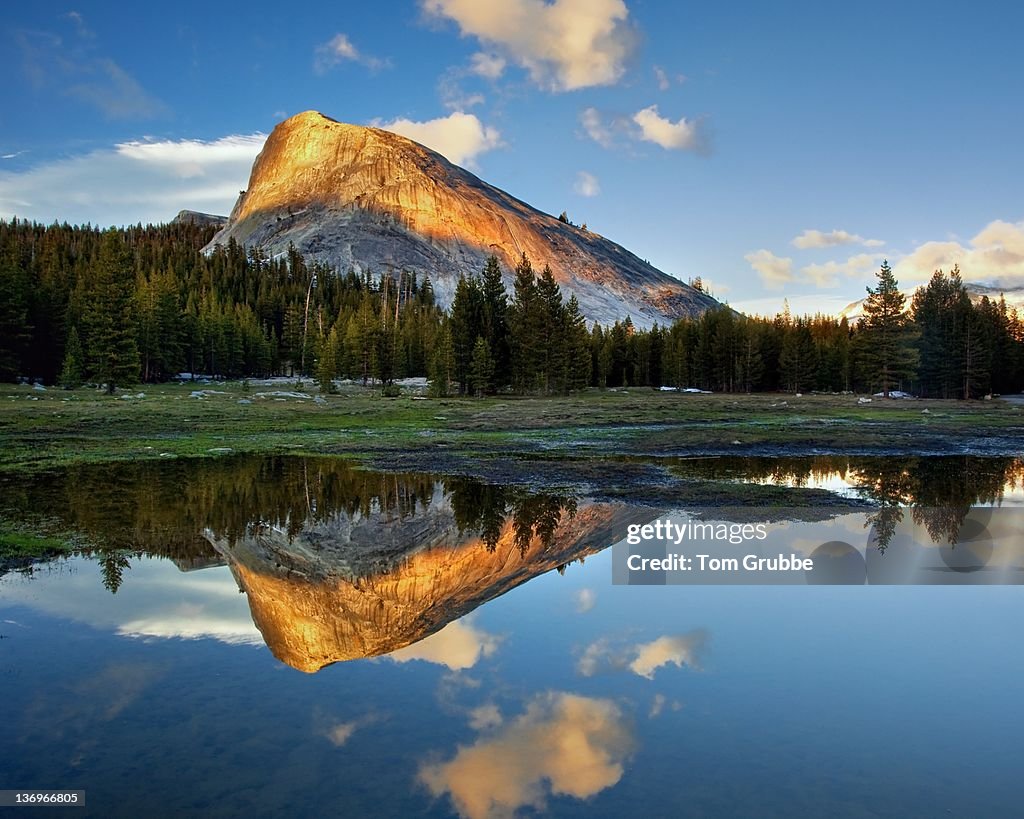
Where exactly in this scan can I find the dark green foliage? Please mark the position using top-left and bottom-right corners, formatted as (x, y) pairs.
(0, 235), (32, 380)
(470, 336), (494, 397)
(1, 219), (1023, 399)
(858, 261), (917, 397)
(79, 230), (140, 392)
(59, 325), (85, 389)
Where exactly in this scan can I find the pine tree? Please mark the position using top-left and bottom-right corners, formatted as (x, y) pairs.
(59, 325), (85, 389)
(509, 254), (541, 393)
(80, 230), (140, 393)
(536, 265), (566, 393)
(470, 336), (494, 397)
(480, 256), (511, 389)
(450, 274), (483, 394)
(0, 239), (31, 381)
(859, 260), (916, 397)
(429, 321), (454, 397)
(316, 325), (339, 393)
(563, 295), (591, 391)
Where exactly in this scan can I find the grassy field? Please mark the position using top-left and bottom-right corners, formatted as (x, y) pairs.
(1, 379), (1022, 475)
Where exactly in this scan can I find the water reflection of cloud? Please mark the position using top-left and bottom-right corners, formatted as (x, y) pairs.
(0, 557), (263, 645)
(630, 632), (709, 679)
(577, 629), (710, 679)
(387, 617), (500, 671)
(572, 588), (596, 613)
(326, 721), (359, 746)
(467, 704), (503, 731)
(419, 692), (633, 819)
(21, 661), (163, 766)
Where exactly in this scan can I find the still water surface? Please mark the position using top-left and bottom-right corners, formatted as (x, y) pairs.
(1, 456), (1022, 818)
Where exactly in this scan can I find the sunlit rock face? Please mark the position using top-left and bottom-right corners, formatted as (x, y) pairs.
(209, 496), (650, 672)
(206, 110), (721, 327)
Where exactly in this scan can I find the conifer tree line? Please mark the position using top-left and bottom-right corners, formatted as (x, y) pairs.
(1, 217), (1023, 397)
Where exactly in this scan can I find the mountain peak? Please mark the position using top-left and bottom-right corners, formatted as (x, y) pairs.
(207, 111), (721, 326)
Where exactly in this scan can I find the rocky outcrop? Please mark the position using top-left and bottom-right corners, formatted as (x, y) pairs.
(172, 210), (228, 228)
(205, 111), (721, 327)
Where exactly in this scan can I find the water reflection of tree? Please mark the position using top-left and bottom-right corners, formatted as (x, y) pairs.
(8, 457), (581, 590)
(675, 455), (1023, 553)
(447, 479), (577, 553)
(856, 457), (1016, 551)
(10, 457), (438, 590)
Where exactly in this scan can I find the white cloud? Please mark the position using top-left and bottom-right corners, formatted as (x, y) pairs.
(469, 52), (506, 79)
(632, 105), (705, 152)
(745, 249), (794, 289)
(792, 229), (884, 250)
(0, 133), (266, 227)
(386, 616), (500, 670)
(654, 65), (671, 91)
(419, 692), (633, 819)
(577, 630), (708, 679)
(580, 107), (614, 147)
(893, 219), (1024, 288)
(574, 171), (600, 198)
(314, 33), (386, 74)
(423, 0), (636, 92)
(375, 111), (502, 167)
(800, 253), (886, 288)
(0, 557), (263, 645)
(629, 631), (708, 679)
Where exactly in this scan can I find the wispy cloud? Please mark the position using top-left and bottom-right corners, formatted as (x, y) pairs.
(469, 52), (506, 79)
(792, 229), (884, 250)
(313, 32), (388, 74)
(423, 0), (638, 92)
(0, 133), (266, 226)
(580, 107), (614, 148)
(574, 171), (600, 198)
(652, 65), (685, 90)
(18, 12), (167, 120)
(800, 253), (886, 288)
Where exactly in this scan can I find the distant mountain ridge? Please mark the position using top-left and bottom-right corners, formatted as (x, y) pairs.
(205, 111), (721, 327)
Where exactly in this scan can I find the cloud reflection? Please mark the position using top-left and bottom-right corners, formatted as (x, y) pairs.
(419, 692), (633, 819)
(0, 557), (262, 646)
(387, 617), (500, 671)
(577, 629), (710, 679)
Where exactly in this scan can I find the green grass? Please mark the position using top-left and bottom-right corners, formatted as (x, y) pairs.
(1, 380), (1022, 474)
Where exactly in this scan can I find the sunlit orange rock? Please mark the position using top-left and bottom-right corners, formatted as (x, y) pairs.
(207, 110), (721, 327)
(210, 500), (651, 672)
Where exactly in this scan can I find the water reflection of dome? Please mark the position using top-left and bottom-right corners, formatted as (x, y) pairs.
(210, 497), (653, 672)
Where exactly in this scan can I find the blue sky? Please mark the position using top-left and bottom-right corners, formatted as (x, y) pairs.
(2, 0), (1022, 314)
